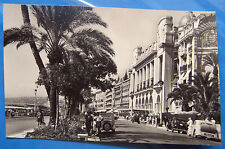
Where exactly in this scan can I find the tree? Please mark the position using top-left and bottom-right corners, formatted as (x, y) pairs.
(56, 50), (117, 118)
(191, 72), (220, 118)
(4, 5), (50, 97)
(168, 83), (193, 111)
(4, 5), (116, 124)
(203, 52), (219, 77)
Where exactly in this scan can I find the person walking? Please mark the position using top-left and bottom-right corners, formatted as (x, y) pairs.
(187, 117), (193, 136)
(93, 113), (103, 136)
(85, 112), (93, 136)
(36, 109), (44, 126)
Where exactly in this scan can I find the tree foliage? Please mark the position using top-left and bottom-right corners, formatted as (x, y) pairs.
(4, 5), (117, 122)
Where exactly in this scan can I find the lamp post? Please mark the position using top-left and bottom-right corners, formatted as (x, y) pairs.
(34, 88), (38, 112)
(130, 91), (134, 116)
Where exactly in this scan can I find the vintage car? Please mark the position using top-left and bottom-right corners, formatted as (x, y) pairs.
(192, 120), (218, 139)
(131, 114), (140, 124)
(99, 113), (116, 132)
(171, 118), (188, 134)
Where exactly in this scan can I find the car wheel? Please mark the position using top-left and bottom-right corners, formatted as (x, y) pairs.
(103, 123), (111, 132)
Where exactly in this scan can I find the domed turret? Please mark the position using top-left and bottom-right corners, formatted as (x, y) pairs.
(179, 11), (196, 27)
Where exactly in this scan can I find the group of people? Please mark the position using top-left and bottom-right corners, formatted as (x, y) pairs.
(84, 112), (103, 136)
(186, 117), (216, 136)
(130, 113), (161, 127)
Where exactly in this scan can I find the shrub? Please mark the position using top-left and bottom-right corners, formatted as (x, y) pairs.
(26, 116), (86, 141)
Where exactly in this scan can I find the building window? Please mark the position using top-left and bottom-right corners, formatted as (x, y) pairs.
(159, 56), (163, 81)
(149, 96), (153, 111)
(155, 95), (161, 114)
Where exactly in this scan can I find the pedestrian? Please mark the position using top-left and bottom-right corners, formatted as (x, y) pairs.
(93, 113), (102, 136)
(85, 111), (93, 136)
(36, 109), (44, 126)
(210, 117), (216, 124)
(187, 117), (193, 136)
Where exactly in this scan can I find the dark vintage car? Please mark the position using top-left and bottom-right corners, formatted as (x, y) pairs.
(170, 118), (188, 134)
(131, 114), (140, 124)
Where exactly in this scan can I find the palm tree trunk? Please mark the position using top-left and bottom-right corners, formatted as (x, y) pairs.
(21, 5), (50, 97)
(49, 85), (57, 125)
(21, 5), (57, 124)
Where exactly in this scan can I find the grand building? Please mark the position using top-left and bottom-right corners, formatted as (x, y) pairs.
(90, 12), (218, 120)
(129, 12), (217, 120)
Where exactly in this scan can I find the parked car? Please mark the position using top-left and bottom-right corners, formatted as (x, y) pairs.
(131, 114), (140, 124)
(171, 118), (188, 134)
(99, 113), (116, 132)
(192, 120), (218, 140)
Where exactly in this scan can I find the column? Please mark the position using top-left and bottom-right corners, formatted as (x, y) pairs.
(192, 36), (197, 77)
(140, 69), (142, 90)
(146, 64), (149, 87)
(154, 57), (158, 84)
(143, 67), (146, 89)
(135, 71), (138, 91)
(150, 61), (154, 86)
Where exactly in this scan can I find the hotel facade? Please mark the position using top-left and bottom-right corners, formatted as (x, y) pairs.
(91, 12), (218, 120)
(130, 12), (217, 118)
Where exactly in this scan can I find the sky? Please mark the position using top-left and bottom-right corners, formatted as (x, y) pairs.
(3, 4), (211, 97)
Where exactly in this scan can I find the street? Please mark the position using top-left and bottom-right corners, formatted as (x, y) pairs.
(100, 119), (220, 145)
(5, 117), (220, 145)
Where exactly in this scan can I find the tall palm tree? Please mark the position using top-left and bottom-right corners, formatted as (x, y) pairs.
(4, 5), (116, 124)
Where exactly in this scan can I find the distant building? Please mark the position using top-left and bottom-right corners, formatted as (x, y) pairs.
(94, 90), (106, 112)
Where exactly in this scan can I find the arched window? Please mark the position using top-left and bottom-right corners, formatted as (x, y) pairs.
(136, 97), (138, 107)
(156, 95), (161, 114)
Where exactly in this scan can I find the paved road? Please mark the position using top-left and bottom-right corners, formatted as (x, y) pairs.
(5, 116), (49, 137)
(100, 119), (220, 145)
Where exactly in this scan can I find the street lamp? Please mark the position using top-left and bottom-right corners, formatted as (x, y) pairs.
(34, 88), (38, 112)
(130, 91), (134, 116)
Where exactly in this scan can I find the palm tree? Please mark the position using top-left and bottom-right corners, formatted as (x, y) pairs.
(191, 72), (219, 118)
(4, 5), (116, 124)
(168, 84), (194, 111)
(203, 52), (219, 77)
(4, 5), (50, 97)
